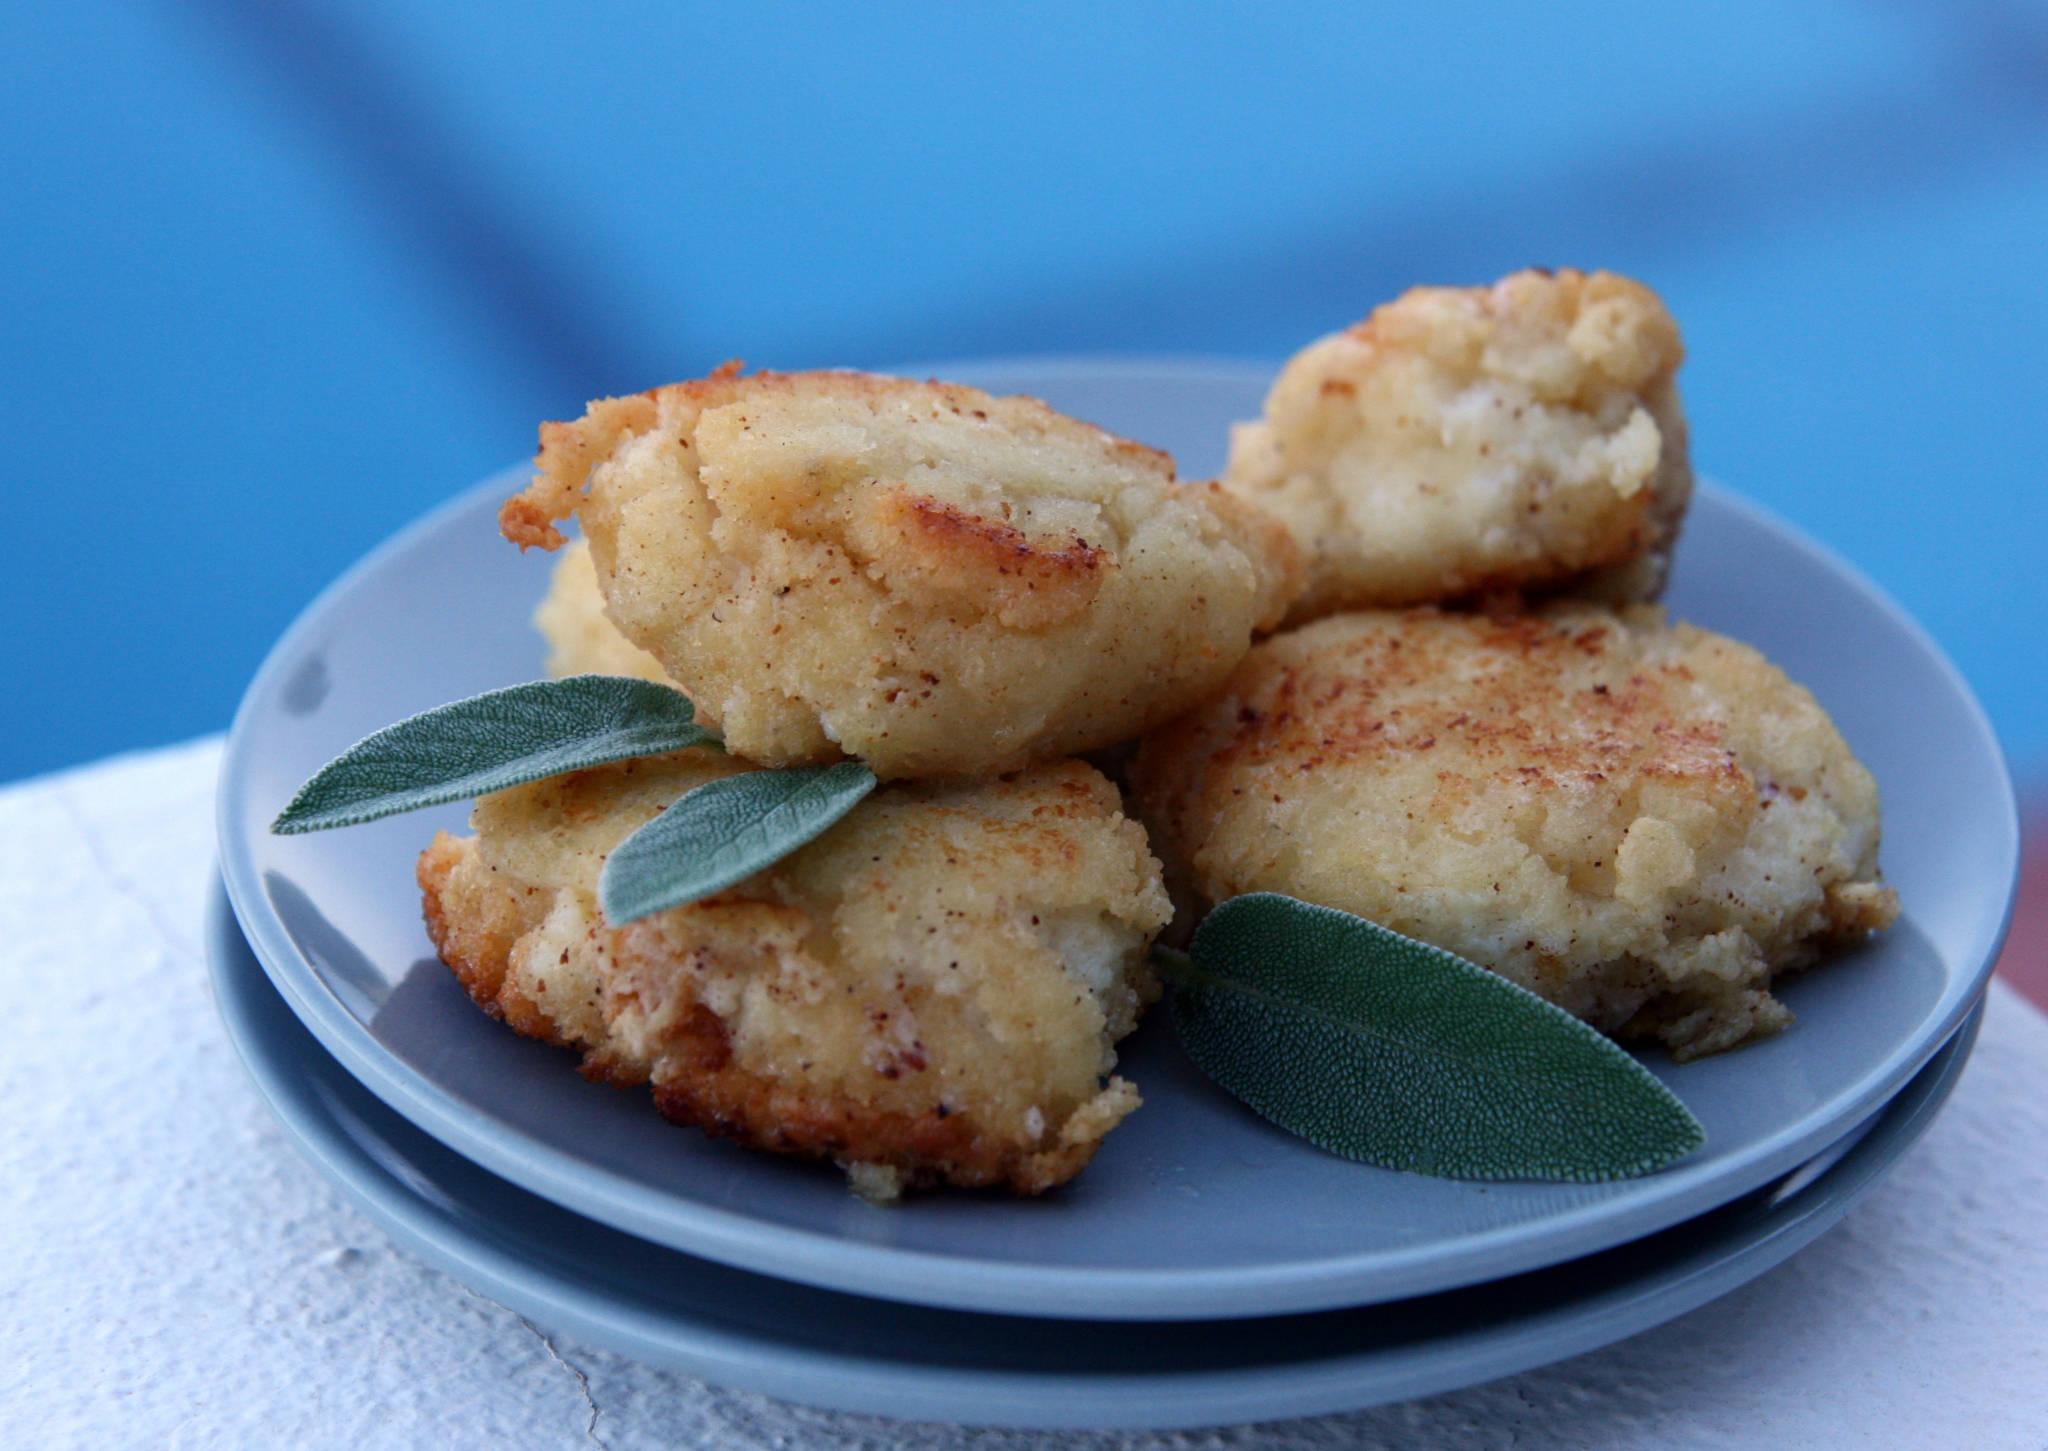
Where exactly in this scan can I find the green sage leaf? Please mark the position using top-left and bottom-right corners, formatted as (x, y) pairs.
(599, 761), (878, 925)
(272, 676), (718, 834)
(1160, 893), (1705, 1181)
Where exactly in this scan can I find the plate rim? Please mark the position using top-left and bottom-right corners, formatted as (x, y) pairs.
(207, 877), (1987, 1431)
(215, 355), (2020, 1321)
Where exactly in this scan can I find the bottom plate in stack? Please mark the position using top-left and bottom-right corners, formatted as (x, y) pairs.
(209, 879), (1982, 1432)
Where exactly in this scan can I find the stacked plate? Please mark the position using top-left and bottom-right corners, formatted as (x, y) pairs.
(214, 361), (2018, 1432)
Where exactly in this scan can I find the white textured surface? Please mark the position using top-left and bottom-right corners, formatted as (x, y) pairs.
(4, 737), (2045, 1450)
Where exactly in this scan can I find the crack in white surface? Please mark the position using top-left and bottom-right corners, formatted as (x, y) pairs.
(446, 1283), (613, 1447)
(518, 1313), (610, 1449)
(50, 785), (203, 964)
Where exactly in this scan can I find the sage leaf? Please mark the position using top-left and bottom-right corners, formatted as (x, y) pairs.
(1160, 894), (1705, 1181)
(272, 676), (718, 834)
(599, 761), (878, 924)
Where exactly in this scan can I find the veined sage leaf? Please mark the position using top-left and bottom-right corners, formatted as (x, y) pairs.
(1160, 894), (1705, 1182)
(599, 761), (878, 925)
(272, 676), (718, 834)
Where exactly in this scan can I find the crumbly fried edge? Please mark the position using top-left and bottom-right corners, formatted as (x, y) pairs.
(418, 755), (1169, 1196)
(1132, 605), (1898, 1061)
(1226, 269), (1692, 624)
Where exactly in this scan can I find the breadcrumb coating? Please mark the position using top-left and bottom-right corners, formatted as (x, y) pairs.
(1224, 269), (1692, 624)
(1131, 606), (1896, 1060)
(419, 751), (1170, 1195)
(501, 367), (1299, 779)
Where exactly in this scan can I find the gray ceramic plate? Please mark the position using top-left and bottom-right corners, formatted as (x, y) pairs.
(216, 359), (2018, 1321)
(209, 880), (1982, 1431)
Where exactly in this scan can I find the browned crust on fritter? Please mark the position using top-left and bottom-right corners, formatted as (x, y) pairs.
(1131, 606), (1897, 1058)
(618, 962), (1108, 1198)
(499, 364), (1176, 557)
(866, 489), (1112, 631)
(419, 841), (1116, 1195)
(500, 364), (1298, 778)
(417, 752), (1166, 1195)
(1203, 611), (1745, 802)
(417, 831), (556, 1042)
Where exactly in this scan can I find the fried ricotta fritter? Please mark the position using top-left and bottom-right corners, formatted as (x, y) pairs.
(418, 750), (1171, 1196)
(500, 366), (1299, 780)
(533, 538), (670, 684)
(1224, 269), (1692, 625)
(1131, 606), (1897, 1060)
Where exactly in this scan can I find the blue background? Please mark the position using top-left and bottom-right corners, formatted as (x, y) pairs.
(5, 1), (2044, 788)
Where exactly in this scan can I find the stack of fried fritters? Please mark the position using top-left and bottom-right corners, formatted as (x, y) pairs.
(427, 365), (1294, 1198)
(421, 270), (1897, 1199)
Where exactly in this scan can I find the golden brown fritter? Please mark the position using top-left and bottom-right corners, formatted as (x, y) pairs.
(501, 366), (1299, 779)
(1130, 606), (1897, 1060)
(1224, 269), (1692, 624)
(419, 750), (1171, 1196)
